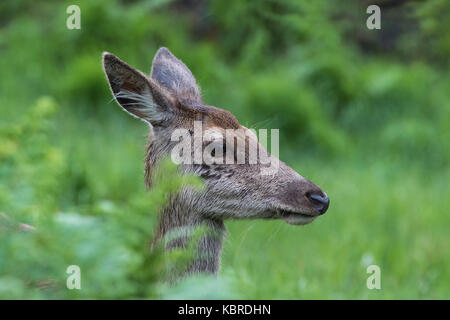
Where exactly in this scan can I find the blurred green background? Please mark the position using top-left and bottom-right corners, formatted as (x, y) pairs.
(0, 0), (449, 299)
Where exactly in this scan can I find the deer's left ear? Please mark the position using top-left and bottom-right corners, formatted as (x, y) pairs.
(102, 52), (177, 126)
(151, 47), (202, 104)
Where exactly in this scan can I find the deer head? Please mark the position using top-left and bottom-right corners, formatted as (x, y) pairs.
(102, 48), (329, 228)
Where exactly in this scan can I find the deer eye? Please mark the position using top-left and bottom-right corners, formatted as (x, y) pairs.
(210, 142), (226, 158)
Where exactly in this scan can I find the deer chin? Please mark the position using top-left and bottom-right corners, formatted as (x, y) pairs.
(278, 210), (317, 226)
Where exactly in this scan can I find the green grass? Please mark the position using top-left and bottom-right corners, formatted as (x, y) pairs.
(0, 0), (449, 299)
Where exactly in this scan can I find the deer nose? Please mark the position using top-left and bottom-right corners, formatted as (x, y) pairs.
(306, 192), (329, 215)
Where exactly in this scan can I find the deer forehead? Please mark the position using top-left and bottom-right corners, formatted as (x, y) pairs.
(202, 126), (258, 143)
(179, 103), (240, 130)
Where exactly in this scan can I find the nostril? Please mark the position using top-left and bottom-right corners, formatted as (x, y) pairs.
(306, 192), (330, 215)
(308, 193), (326, 204)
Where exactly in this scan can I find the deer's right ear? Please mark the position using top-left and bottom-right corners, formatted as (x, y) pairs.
(102, 52), (176, 126)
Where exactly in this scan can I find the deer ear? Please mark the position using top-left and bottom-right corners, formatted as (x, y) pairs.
(151, 47), (202, 104)
(102, 52), (176, 126)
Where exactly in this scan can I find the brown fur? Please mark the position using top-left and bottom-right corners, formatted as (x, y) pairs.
(103, 48), (329, 281)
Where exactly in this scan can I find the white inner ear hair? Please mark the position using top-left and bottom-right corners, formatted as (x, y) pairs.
(114, 89), (164, 123)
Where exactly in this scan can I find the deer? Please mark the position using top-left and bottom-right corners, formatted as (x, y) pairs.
(102, 47), (329, 280)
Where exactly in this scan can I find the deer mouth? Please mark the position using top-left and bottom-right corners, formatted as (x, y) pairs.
(277, 209), (317, 226)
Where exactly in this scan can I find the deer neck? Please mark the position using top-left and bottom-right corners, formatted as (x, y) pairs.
(155, 198), (226, 276)
(146, 142), (226, 277)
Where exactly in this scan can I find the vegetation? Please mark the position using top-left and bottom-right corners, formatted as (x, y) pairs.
(0, 0), (448, 299)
